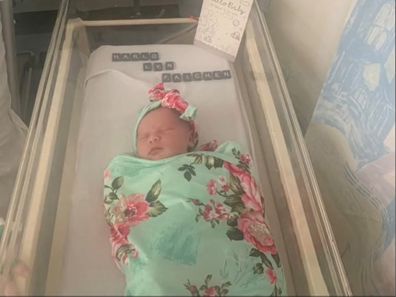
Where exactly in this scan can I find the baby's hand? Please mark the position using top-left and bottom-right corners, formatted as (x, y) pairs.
(0, 261), (30, 296)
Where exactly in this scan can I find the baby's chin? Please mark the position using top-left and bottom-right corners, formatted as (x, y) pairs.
(139, 149), (187, 160)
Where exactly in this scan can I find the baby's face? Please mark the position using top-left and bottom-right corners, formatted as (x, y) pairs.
(137, 108), (194, 160)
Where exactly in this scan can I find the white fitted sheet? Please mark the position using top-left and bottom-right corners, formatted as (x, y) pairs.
(60, 45), (254, 294)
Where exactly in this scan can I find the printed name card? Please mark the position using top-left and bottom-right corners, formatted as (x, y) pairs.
(194, 0), (254, 61)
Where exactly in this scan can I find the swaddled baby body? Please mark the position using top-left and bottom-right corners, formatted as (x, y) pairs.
(104, 83), (286, 296)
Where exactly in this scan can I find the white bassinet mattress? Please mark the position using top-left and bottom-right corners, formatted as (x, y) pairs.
(60, 44), (255, 294)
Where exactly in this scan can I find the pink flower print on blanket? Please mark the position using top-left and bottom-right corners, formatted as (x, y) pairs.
(111, 194), (150, 226)
(218, 176), (230, 192)
(239, 153), (251, 166)
(199, 140), (219, 152)
(184, 275), (232, 297)
(104, 178), (167, 267)
(110, 225), (139, 266)
(103, 169), (112, 183)
(181, 149), (283, 295)
(237, 211), (277, 255)
(207, 179), (217, 195)
(266, 268), (278, 285)
(191, 198), (230, 228)
(203, 200), (230, 222)
(207, 177), (230, 195)
(223, 162), (263, 213)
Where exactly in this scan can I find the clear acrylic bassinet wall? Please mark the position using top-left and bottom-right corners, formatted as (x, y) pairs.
(0, 0), (351, 295)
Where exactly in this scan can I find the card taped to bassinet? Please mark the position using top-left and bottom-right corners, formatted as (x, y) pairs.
(58, 45), (256, 294)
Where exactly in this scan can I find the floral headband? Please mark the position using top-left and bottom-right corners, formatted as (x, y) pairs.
(132, 83), (199, 154)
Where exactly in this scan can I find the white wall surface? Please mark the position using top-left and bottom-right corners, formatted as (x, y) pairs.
(263, 0), (357, 133)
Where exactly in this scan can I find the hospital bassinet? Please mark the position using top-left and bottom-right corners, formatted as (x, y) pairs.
(0, 0), (351, 295)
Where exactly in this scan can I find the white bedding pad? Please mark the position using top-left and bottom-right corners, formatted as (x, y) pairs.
(60, 44), (252, 294)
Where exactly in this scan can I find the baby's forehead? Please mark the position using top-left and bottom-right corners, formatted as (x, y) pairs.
(142, 107), (179, 122)
(138, 108), (182, 129)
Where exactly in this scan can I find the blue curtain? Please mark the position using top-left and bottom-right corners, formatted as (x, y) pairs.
(306, 0), (395, 295)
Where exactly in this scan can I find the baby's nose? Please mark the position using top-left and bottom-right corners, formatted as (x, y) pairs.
(149, 135), (160, 144)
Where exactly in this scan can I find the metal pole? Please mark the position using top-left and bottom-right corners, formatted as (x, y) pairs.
(0, 0), (21, 116)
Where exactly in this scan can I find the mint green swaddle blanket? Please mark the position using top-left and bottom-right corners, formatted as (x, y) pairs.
(104, 141), (286, 296)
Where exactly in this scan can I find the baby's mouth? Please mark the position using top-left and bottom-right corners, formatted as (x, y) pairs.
(149, 147), (163, 155)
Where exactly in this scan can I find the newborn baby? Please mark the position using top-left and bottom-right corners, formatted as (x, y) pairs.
(136, 107), (195, 160)
(104, 83), (286, 296)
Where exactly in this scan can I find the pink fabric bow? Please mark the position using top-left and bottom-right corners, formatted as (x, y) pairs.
(148, 83), (189, 115)
(148, 83), (199, 150)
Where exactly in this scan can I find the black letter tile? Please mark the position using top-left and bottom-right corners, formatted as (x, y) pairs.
(162, 73), (172, 82)
(183, 73), (192, 82)
(143, 63), (153, 71)
(192, 72), (202, 81)
(172, 73), (182, 82)
(150, 52), (160, 61)
(154, 62), (163, 71)
(222, 70), (232, 79)
(141, 52), (150, 61)
(131, 53), (140, 61)
(165, 61), (175, 70)
(203, 72), (213, 80)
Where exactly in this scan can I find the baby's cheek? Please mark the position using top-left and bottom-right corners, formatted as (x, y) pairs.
(136, 143), (145, 156)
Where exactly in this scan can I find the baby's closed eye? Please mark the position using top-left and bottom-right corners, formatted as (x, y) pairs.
(160, 127), (175, 134)
(138, 134), (149, 141)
